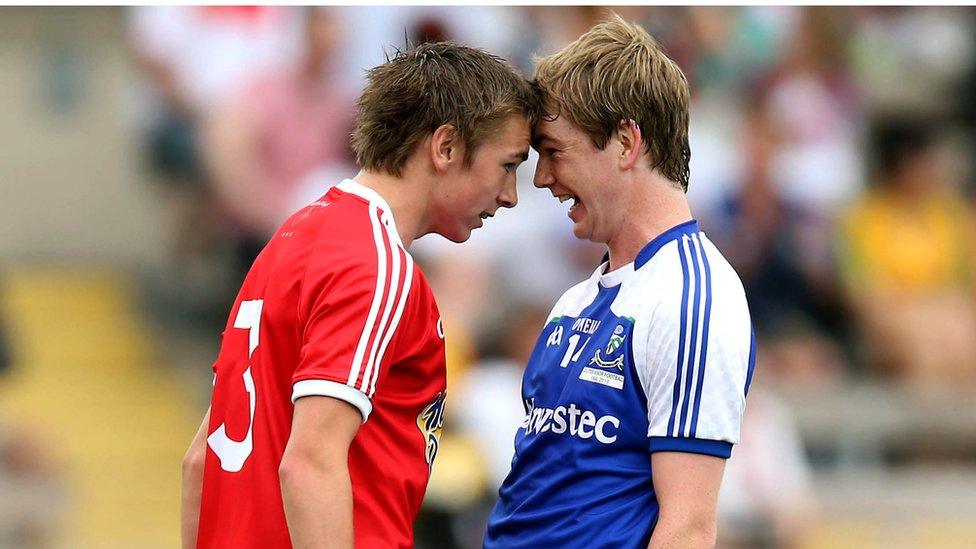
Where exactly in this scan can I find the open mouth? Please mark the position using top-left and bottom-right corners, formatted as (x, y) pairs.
(555, 194), (581, 213)
(479, 211), (494, 220)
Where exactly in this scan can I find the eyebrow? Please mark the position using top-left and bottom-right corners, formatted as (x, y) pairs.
(510, 149), (530, 162)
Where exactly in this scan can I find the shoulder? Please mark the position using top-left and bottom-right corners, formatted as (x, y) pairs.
(295, 190), (413, 304)
(696, 234), (749, 315)
(295, 190), (397, 268)
(627, 233), (747, 319)
(624, 232), (751, 364)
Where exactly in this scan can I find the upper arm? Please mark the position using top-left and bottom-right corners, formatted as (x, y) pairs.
(651, 452), (725, 529)
(634, 237), (754, 459)
(294, 225), (414, 423)
(283, 396), (361, 467)
(184, 407), (212, 468)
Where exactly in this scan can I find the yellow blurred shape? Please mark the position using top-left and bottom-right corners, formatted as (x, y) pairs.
(803, 518), (976, 548)
(0, 265), (198, 548)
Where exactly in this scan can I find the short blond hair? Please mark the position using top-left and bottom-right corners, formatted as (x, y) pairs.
(534, 14), (691, 190)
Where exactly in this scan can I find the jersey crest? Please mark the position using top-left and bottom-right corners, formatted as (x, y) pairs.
(578, 319), (632, 390)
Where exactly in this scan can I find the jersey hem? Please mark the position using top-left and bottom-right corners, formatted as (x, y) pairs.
(647, 436), (732, 458)
(292, 379), (373, 422)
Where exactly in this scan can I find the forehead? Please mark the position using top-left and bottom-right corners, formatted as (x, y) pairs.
(533, 113), (585, 145)
(482, 115), (531, 148)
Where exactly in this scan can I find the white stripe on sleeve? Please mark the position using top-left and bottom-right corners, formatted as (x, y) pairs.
(369, 247), (414, 397)
(360, 219), (402, 393)
(347, 204), (388, 387)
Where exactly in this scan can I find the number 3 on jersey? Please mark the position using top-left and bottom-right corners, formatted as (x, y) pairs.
(207, 299), (263, 472)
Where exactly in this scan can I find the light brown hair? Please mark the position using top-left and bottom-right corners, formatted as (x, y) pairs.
(534, 14), (691, 190)
(352, 42), (541, 176)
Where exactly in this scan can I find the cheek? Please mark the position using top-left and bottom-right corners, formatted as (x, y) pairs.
(455, 179), (486, 213)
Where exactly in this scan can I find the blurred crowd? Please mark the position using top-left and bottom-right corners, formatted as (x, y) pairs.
(124, 6), (976, 548)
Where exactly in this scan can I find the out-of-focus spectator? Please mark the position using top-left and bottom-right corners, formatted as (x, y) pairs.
(0, 313), (64, 547)
(201, 7), (356, 281)
(0, 426), (65, 548)
(456, 303), (552, 490)
(127, 6), (304, 313)
(718, 385), (817, 548)
(707, 104), (847, 391)
(128, 7), (301, 117)
(838, 116), (976, 389)
(758, 6), (864, 216)
(854, 8), (974, 113)
(683, 7), (786, 96)
(516, 6), (605, 62)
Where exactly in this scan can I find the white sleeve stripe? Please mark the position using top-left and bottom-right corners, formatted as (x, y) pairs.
(359, 212), (403, 393)
(292, 379), (373, 423)
(348, 204), (388, 388)
(368, 246), (414, 397)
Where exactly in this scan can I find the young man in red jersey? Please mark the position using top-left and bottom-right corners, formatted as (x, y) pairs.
(180, 42), (539, 549)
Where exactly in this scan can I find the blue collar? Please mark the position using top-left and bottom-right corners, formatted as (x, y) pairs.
(636, 219), (699, 269)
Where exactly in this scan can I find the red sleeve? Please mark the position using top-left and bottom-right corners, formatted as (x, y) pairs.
(291, 206), (414, 422)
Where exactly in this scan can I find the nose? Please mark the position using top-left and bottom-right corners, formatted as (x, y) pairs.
(498, 177), (518, 209)
(534, 158), (553, 189)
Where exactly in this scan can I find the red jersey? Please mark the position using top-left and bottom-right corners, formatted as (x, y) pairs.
(197, 179), (448, 548)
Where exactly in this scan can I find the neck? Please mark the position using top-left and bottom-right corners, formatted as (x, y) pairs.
(352, 168), (430, 248)
(606, 176), (693, 271)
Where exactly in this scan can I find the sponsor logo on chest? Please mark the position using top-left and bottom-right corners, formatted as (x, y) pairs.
(522, 398), (620, 444)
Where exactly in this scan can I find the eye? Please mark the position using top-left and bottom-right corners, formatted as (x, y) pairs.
(543, 148), (559, 158)
(503, 162), (518, 173)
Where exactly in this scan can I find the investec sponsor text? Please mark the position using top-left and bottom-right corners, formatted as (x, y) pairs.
(521, 400), (620, 444)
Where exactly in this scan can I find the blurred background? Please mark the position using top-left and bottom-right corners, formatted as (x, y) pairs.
(0, 5), (975, 548)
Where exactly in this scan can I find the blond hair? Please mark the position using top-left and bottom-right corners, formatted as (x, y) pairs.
(352, 42), (540, 177)
(534, 14), (691, 190)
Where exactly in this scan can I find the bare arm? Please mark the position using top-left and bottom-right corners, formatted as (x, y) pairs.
(648, 451), (726, 549)
(181, 407), (211, 549)
(280, 396), (361, 549)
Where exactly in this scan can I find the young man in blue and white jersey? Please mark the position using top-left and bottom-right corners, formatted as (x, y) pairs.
(485, 15), (755, 548)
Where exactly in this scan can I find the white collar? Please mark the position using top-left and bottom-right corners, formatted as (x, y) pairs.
(336, 179), (403, 247)
(592, 260), (634, 288)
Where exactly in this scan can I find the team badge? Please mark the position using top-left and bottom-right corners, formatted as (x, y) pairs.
(606, 324), (625, 354)
(590, 323), (627, 371)
(417, 392), (446, 470)
(580, 323), (628, 389)
(589, 349), (624, 371)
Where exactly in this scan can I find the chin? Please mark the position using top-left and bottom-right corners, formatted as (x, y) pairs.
(440, 226), (472, 244)
(572, 222), (592, 242)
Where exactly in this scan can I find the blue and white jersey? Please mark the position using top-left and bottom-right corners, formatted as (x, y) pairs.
(485, 220), (756, 548)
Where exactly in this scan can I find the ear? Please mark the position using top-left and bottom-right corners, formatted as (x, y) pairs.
(430, 124), (460, 174)
(616, 118), (643, 171)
